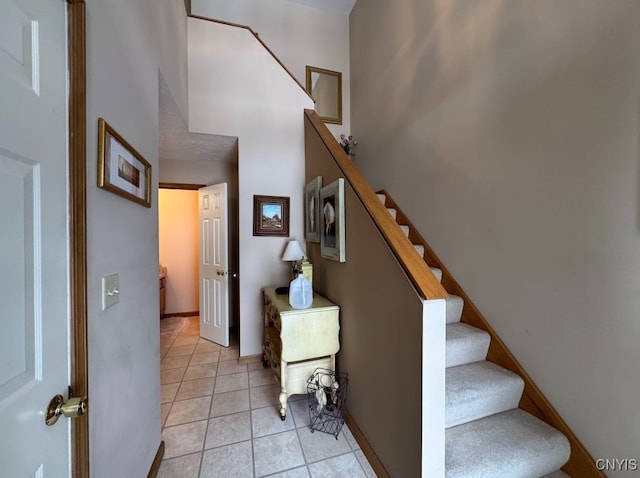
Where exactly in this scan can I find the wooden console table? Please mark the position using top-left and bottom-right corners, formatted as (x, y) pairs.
(262, 287), (340, 420)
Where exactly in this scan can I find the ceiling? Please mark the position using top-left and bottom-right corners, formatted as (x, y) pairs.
(285, 0), (356, 15)
(159, 77), (237, 165)
(160, 0), (356, 164)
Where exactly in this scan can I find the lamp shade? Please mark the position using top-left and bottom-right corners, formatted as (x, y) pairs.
(282, 240), (305, 261)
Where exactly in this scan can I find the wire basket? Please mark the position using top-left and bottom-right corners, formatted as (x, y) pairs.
(307, 368), (348, 439)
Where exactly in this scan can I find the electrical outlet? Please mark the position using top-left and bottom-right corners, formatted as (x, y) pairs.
(102, 273), (119, 310)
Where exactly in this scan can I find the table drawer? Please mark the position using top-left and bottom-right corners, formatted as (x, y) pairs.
(282, 357), (332, 396)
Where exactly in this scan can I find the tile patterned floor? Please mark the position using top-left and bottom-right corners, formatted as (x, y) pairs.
(158, 316), (377, 477)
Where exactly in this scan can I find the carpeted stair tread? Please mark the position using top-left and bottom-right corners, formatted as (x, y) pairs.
(446, 294), (464, 323)
(540, 471), (570, 477)
(399, 224), (410, 236)
(446, 361), (524, 428)
(430, 267), (443, 282)
(387, 207), (397, 219)
(413, 244), (424, 257)
(446, 323), (490, 368)
(376, 193), (386, 204)
(446, 408), (571, 478)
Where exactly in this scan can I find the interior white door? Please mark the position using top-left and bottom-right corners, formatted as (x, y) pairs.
(0, 0), (71, 476)
(199, 183), (230, 347)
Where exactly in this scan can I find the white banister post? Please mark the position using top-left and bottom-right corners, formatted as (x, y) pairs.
(422, 298), (446, 477)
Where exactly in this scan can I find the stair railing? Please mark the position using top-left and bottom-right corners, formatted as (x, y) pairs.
(304, 109), (447, 301)
(188, 15), (313, 103)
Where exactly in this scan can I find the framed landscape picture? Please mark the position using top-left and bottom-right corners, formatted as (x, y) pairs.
(305, 176), (322, 243)
(97, 118), (151, 207)
(253, 195), (290, 237)
(320, 178), (345, 262)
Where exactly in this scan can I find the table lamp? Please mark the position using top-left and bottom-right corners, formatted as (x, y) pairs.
(281, 240), (305, 280)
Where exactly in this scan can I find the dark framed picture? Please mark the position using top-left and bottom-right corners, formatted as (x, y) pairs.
(253, 195), (290, 237)
(320, 178), (345, 262)
(305, 176), (322, 243)
(98, 118), (152, 207)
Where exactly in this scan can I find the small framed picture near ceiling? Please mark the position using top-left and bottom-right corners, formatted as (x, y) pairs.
(305, 176), (322, 243)
(97, 118), (151, 207)
(320, 178), (345, 262)
(305, 66), (342, 125)
(253, 195), (290, 237)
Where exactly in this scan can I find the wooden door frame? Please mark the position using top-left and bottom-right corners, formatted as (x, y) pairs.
(68, 1), (89, 476)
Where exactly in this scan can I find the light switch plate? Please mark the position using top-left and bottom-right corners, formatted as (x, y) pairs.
(102, 273), (119, 310)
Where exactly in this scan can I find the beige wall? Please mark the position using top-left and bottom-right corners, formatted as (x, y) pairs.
(85, 0), (187, 475)
(350, 1), (640, 473)
(305, 118), (439, 477)
(192, 0), (352, 138)
(159, 189), (199, 314)
(188, 19), (314, 357)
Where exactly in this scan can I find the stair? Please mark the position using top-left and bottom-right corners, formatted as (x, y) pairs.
(445, 294), (465, 324)
(376, 191), (571, 477)
(446, 409), (571, 478)
(445, 323), (490, 368)
(446, 360), (524, 428)
(379, 192), (443, 283)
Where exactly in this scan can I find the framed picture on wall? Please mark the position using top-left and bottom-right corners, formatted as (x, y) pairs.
(320, 178), (345, 262)
(305, 176), (322, 243)
(98, 118), (152, 208)
(253, 195), (290, 237)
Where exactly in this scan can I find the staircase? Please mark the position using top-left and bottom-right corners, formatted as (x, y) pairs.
(377, 192), (572, 478)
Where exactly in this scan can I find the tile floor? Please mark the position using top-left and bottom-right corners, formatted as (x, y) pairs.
(158, 316), (377, 478)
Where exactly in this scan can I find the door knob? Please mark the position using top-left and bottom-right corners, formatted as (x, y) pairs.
(45, 394), (88, 426)
(216, 271), (237, 277)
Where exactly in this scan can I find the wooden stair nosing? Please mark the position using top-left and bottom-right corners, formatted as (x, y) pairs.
(376, 190), (604, 478)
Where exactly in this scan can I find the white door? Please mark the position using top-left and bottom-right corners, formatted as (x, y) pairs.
(199, 183), (230, 347)
(0, 0), (71, 476)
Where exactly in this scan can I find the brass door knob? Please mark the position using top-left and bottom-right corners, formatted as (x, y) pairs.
(216, 271), (238, 277)
(45, 394), (88, 426)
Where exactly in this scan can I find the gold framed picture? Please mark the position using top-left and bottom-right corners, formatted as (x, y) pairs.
(320, 178), (345, 262)
(98, 118), (151, 208)
(305, 66), (342, 125)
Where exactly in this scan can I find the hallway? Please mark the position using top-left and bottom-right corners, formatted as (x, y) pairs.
(158, 316), (377, 477)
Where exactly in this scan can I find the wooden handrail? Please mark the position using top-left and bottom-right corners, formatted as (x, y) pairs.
(379, 188), (604, 477)
(304, 109), (447, 301)
(188, 14), (314, 103)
